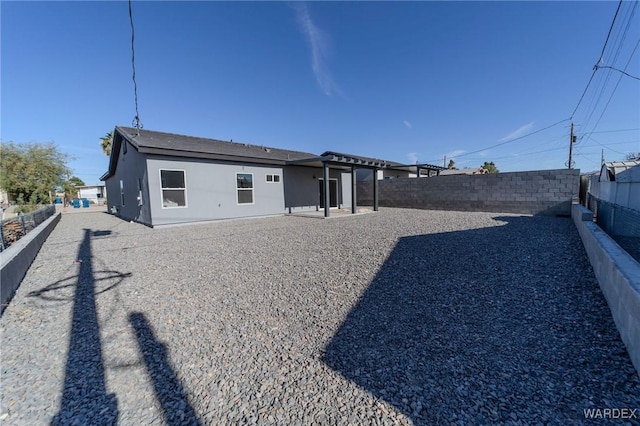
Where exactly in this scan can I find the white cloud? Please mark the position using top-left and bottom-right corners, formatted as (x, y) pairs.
(293, 3), (341, 97)
(403, 120), (412, 129)
(499, 122), (535, 142)
(407, 152), (420, 163)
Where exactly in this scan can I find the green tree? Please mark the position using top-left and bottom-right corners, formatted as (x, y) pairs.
(68, 176), (85, 187)
(61, 176), (85, 201)
(100, 131), (113, 156)
(0, 142), (70, 205)
(481, 161), (499, 173)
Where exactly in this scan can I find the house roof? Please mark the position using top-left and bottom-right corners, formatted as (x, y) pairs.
(100, 126), (444, 180)
(101, 126), (318, 180)
(600, 160), (640, 183)
(438, 167), (489, 176)
(119, 126), (315, 162)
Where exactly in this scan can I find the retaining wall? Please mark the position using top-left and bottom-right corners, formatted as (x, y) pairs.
(357, 169), (580, 216)
(0, 212), (61, 314)
(572, 204), (640, 377)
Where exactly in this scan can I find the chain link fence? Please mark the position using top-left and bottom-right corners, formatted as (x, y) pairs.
(1, 205), (56, 252)
(587, 194), (640, 262)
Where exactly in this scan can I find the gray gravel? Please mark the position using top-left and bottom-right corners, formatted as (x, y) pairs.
(1, 208), (639, 425)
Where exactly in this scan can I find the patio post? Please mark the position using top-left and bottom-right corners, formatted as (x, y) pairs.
(373, 168), (379, 212)
(351, 166), (357, 214)
(323, 162), (330, 218)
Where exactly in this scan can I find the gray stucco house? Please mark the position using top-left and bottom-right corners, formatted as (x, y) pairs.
(100, 126), (392, 227)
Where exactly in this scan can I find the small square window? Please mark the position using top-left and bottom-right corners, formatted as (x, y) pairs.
(266, 174), (281, 183)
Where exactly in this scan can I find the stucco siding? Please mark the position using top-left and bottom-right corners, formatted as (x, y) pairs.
(341, 172), (352, 208)
(105, 141), (151, 225)
(146, 157), (285, 226)
(283, 166), (347, 212)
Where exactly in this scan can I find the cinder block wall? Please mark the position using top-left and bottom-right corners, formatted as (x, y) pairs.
(357, 169), (580, 216)
(572, 204), (640, 377)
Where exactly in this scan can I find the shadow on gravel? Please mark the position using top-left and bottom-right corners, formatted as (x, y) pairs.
(39, 229), (127, 425)
(129, 312), (203, 425)
(323, 216), (640, 424)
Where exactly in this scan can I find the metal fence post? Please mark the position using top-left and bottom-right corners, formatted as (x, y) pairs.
(0, 223), (6, 251)
(19, 215), (26, 236)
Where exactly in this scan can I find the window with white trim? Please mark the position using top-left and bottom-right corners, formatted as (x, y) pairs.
(266, 174), (281, 183)
(236, 173), (254, 204)
(120, 180), (125, 205)
(160, 169), (187, 208)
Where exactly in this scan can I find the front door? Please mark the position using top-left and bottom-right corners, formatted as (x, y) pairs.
(319, 179), (338, 208)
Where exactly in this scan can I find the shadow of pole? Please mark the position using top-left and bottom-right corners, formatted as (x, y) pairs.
(129, 312), (202, 425)
(53, 229), (119, 425)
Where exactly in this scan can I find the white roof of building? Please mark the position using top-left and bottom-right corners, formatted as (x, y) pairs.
(600, 161), (640, 183)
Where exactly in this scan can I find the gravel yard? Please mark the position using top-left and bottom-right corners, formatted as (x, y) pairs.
(1, 208), (639, 425)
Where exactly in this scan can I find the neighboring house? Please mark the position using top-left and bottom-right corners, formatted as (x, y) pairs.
(590, 160), (640, 211)
(438, 167), (489, 176)
(100, 127), (389, 227)
(77, 184), (107, 205)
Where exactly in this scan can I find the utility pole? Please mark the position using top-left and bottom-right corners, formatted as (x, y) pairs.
(568, 122), (576, 169)
(601, 149), (605, 166)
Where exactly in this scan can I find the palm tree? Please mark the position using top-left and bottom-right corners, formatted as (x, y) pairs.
(100, 131), (113, 156)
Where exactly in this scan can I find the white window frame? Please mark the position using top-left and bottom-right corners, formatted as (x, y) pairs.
(159, 169), (188, 209)
(266, 174), (281, 183)
(236, 172), (254, 205)
(120, 180), (125, 206)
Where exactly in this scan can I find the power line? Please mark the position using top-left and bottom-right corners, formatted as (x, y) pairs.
(582, 36), (640, 140)
(451, 118), (570, 160)
(581, 3), (639, 134)
(570, 0), (624, 119)
(589, 128), (640, 134)
(582, 1), (637, 129)
(594, 64), (640, 81)
(597, 0), (624, 64)
(129, 0), (143, 131)
(589, 136), (629, 156)
(570, 70), (597, 120)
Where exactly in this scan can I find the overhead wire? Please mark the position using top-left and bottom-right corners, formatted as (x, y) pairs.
(570, 0), (624, 120)
(580, 2), (638, 134)
(589, 128), (640, 134)
(583, 37), (640, 141)
(450, 118), (570, 160)
(129, 0), (143, 131)
(593, 64), (640, 81)
(596, 0), (624, 64)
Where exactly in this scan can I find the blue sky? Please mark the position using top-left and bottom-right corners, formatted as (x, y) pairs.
(2, 1), (639, 185)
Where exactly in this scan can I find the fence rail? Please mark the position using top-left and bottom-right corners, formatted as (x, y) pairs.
(1, 205), (56, 252)
(588, 195), (640, 238)
(587, 194), (640, 262)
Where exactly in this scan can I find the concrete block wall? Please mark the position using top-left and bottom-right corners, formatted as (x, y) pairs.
(572, 204), (640, 377)
(357, 169), (580, 216)
(1, 212), (61, 315)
